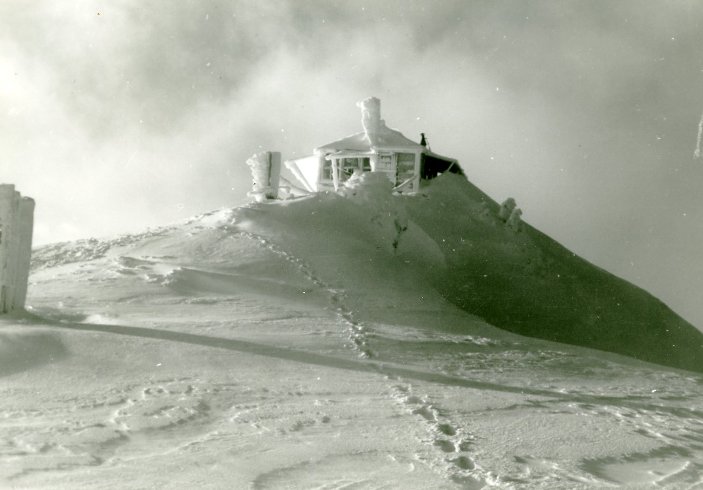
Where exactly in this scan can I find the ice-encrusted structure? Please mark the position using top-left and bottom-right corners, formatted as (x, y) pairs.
(507, 207), (523, 232)
(246, 151), (281, 202)
(0, 184), (35, 313)
(285, 98), (462, 194)
(498, 197), (516, 221)
(357, 96), (384, 136)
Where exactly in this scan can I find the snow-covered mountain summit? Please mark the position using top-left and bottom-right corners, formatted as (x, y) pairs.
(5, 172), (703, 487)
(30, 172), (703, 372)
(234, 172), (703, 373)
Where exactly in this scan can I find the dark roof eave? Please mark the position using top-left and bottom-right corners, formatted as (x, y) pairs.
(423, 149), (458, 163)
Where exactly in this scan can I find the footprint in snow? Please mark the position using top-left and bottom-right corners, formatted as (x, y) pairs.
(389, 384), (481, 482)
(111, 381), (210, 433)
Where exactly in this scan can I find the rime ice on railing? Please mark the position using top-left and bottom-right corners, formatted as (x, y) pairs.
(0, 184), (35, 313)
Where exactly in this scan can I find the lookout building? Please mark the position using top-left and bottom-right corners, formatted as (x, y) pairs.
(284, 97), (462, 194)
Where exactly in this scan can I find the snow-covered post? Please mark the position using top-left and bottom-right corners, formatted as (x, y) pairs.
(0, 184), (35, 314)
(13, 197), (35, 308)
(507, 207), (523, 232)
(268, 152), (281, 198)
(331, 158), (340, 191)
(498, 197), (516, 221)
(246, 151), (281, 202)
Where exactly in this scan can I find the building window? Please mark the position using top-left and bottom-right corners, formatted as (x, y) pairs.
(376, 153), (393, 171)
(396, 153), (416, 191)
(396, 153), (415, 177)
(397, 153), (415, 170)
(340, 158), (357, 181)
(362, 158), (371, 172)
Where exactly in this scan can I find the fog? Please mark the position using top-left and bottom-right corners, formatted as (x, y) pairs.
(2, 0), (703, 327)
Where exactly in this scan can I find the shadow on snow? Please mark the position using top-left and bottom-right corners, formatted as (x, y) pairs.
(22, 315), (703, 420)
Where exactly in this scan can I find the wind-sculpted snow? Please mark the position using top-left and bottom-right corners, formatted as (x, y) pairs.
(3, 182), (702, 487)
(403, 175), (703, 372)
(0, 327), (67, 376)
(30, 229), (173, 270)
(237, 172), (703, 372)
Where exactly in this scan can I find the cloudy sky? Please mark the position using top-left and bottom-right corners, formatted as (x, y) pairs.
(2, 0), (703, 327)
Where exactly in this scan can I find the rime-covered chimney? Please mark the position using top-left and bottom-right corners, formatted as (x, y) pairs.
(357, 97), (384, 136)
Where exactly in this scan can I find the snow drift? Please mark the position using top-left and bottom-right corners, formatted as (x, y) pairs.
(11, 175), (703, 488)
(236, 173), (703, 373)
(27, 172), (703, 372)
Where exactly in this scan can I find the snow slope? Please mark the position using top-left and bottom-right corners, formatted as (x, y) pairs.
(0, 174), (702, 488)
(402, 175), (703, 372)
(238, 173), (703, 372)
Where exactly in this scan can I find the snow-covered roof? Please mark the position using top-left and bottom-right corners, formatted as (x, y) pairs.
(315, 97), (426, 153)
(316, 129), (425, 153)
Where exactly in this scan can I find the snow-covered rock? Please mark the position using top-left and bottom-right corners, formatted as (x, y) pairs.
(498, 197), (516, 221)
(507, 207), (523, 232)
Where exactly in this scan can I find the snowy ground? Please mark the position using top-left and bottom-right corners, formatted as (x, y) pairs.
(2, 182), (703, 488)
